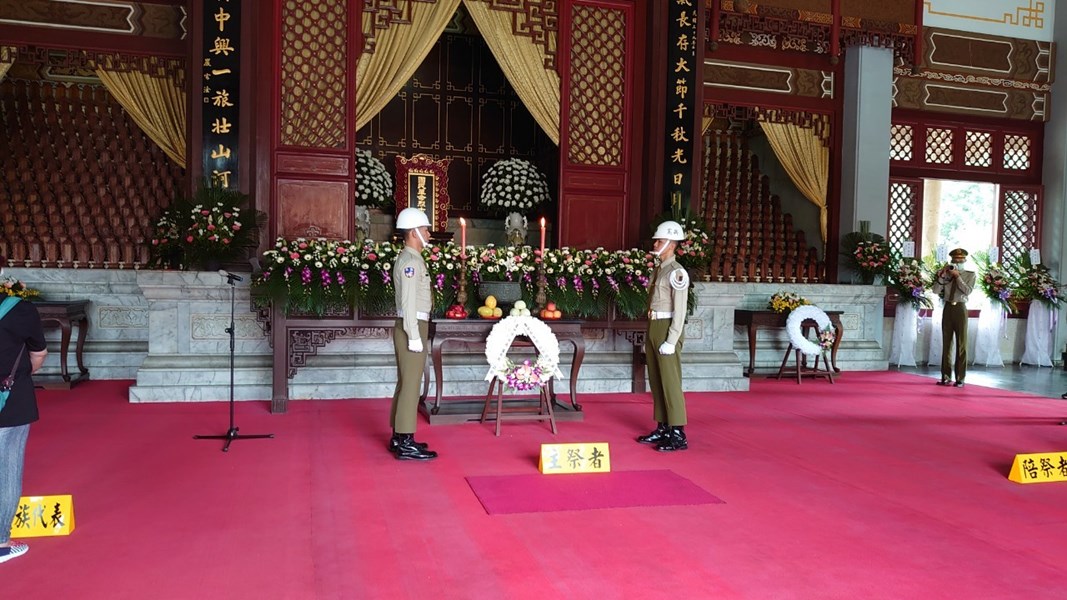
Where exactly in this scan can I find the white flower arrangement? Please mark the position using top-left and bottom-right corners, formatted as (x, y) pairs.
(484, 316), (563, 388)
(480, 158), (550, 215)
(355, 149), (393, 208)
(786, 305), (833, 358)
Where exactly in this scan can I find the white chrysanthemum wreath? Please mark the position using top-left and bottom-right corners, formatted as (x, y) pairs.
(786, 304), (833, 358)
(484, 316), (563, 390)
(355, 149), (393, 208)
(480, 158), (550, 214)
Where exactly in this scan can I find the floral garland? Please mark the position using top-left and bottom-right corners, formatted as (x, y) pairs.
(480, 158), (550, 215)
(1, 275), (40, 299)
(484, 315), (563, 389)
(355, 149), (393, 208)
(786, 304), (832, 357)
(768, 291), (808, 313)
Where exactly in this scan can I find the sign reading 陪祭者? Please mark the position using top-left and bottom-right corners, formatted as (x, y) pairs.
(201, 0), (240, 189)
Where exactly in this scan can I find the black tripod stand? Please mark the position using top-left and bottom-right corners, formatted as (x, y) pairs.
(195, 270), (274, 452)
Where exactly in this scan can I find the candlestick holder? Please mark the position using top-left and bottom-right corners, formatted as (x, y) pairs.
(535, 263), (547, 310)
(457, 260), (468, 306)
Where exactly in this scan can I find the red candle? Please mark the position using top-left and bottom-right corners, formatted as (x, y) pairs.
(459, 217), (467, 260)
(539, 217), (546, 256)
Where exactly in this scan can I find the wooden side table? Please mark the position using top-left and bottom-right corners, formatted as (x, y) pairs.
(734, 309), (844, 377)
(34, 300), (91, 388)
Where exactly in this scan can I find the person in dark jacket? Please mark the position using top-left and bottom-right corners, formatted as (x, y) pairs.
(0, 256), (48, 564)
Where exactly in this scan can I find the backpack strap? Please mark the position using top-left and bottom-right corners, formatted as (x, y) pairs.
(0, 296), (20, 321)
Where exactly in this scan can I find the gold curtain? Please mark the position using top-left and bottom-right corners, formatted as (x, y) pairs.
(758, 119), (829, 241)
(95, 62), (187, 168)
(462, 0), (560, 145)
(355, 0), (462, 131)
(0, 46), (16, 83)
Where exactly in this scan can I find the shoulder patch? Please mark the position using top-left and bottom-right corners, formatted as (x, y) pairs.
(669, 268), (689, 290)
(403, 266), (416, 278)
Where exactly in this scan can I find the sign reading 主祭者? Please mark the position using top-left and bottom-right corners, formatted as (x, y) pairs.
(202, 0), (241, 189)
(10, 495), (75, 538)
(1008, 452), (1067, 484)
(539, 442), (611, 474)
(662, 0), (699, 214)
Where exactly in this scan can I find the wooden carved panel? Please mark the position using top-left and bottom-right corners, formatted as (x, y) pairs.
(277, 179), (351, 240)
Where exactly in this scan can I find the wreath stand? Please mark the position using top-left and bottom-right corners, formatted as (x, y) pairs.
(480, 360), (557, 437)
(480, 317), (563, 436)
(772, 306), (835, 384)
(774, 341), (835, 384)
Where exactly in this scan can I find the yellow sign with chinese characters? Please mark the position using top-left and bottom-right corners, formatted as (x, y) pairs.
(538, 442), (611, 474)
(10, 495), (75, 538)
(1008, 452), (1067, 484)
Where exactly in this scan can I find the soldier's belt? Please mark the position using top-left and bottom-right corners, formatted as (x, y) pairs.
(397, 310), (430, 320)
(648, 311), (674, 319)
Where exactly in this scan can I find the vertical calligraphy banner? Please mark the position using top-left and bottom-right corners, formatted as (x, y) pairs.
(663, 0), (699, 215)
(201, 0), (241, 189)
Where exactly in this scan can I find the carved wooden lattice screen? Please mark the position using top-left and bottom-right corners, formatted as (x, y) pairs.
(887, 178), (922, 257)
(998, 186), (1042, 266)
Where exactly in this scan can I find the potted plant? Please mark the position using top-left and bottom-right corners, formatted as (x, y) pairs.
(841, 221), (891, 284)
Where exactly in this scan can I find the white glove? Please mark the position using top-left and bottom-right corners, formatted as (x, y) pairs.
(658, 342), (675, 355)
(408, 338), (424, 353)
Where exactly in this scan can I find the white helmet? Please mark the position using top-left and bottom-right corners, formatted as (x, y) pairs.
(653, 220), (685, 241)
(396, 207), (431, 230)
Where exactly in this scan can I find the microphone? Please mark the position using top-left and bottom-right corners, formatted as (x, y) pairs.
(219, 269), (244, 282)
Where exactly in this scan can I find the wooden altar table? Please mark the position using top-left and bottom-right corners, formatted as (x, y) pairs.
(424, 319), (586, 424)
(734, 309), (843, 377)
(34, 300), (91, 388)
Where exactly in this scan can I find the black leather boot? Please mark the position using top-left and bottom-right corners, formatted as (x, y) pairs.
(656, 426), (688, 452)
(394, 434), (438, 461)
(636, 422), (670, 444)
(388, 431), (428, 454)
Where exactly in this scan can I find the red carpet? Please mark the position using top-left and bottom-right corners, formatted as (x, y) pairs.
(466, 469), (724, 514)
(7, 373), (1067, 599)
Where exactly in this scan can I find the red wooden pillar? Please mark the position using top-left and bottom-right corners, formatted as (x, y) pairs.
(262, 0), (361, 412)
(557, 0), (642, 251)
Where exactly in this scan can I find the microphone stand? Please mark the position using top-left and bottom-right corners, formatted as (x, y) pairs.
(195, 271), (274, 451)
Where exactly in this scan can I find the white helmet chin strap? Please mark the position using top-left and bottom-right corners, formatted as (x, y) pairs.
(654, 241), (669, 258)
(413, 228), (428, 248)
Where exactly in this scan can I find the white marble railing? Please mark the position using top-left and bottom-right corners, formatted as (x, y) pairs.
(13, 267), (1025, 403)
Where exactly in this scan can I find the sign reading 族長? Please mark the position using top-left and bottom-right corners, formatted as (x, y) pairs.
(1008, 452), (1067, 484)
(539, 442), (611, 474)
(10, 495), (75, 538)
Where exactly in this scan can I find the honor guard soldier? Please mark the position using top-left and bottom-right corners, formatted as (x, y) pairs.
(389, 208), (437, 460)
(636, 220), (691, 451)
(931, 247), (975, 388)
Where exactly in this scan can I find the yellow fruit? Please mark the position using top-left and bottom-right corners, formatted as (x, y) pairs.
(493, 307), (503, 317)
(485, 295), (497, 310)
(477, 306), (493, 318)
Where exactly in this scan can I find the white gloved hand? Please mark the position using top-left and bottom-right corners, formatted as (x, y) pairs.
(408, 339), (424, 353)
(658, 342), (675, 355)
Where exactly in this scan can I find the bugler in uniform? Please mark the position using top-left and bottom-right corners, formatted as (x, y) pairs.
(931, 247), (974, 388)
(389, 207), (437, 460)
(636, 220), (691, 451)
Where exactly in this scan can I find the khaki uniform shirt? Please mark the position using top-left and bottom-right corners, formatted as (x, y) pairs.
(393, 246), (433, 340)
(648, 256), (689, 345)
(931, 269), (975, 304)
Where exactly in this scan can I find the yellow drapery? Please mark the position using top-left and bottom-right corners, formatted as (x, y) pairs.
(0, 46), (16, 83)
(95, 61), (187, 168)
(462, 0), (560, 145)
(355, 0), (462, 131)
(758, 119), (829, 241)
